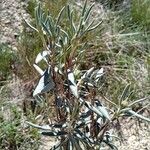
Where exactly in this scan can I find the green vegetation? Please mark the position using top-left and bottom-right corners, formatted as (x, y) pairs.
(132, 0), (150, 29)
(0, 102), (40, 150)
(25, 0), (149, 149)
(0, 44), (15, 80)
(0, 0), (149, 149)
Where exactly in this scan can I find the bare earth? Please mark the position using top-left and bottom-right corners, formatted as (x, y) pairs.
(0, 0), (30, 50)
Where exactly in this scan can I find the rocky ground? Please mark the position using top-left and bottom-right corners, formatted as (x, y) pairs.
(0, 0), (149, 150)
(0, 0), (30, 50)
(114, 116), (150, 150)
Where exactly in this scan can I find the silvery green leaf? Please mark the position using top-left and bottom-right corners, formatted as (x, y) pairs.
(103, 131), (112, 142)
(84, 3), (95, 23)
(56, 26), (60, 37)
(85, 82), (94, 87)
(119, 84), (131, 106)
(67, 140), (73, 150)
(41, 130), (67, 137)
(85, 125), (90, 138)
(55, 6), (65, 26)
(95, 68), (104, 81)
(60, 29), (69, 45)
(97, 117), (103, 125)
(81, 0), (87, 17)
(79, 108), (92, 120)
(64, 99), (71, 113)
(60, 28), (69, 39)
(37, 3), (42, 20)
(49, 16), (55, 36)
(35, 50), (51, 64)
(80, 20), (94, 36)
(67, 69), (78, 98)
(59, 37), (64, 48)
(35, 3), (42, 25)
(94, 100), (110, 120)
(54, 66), (63, 75)
(55, 43), (61, 48)
(128, 97), (148, 107)
(33, 67), (54, 96)
(42, 22), (52, 36)
(75, 129), (94, 144)
(63, 36), (68, 45)
(33, 64), (44, 75)
(126, 110), (150, 122)
(26, 121), (51, 130)
(87, 21), (103, 32)
(76, 119), (91, 128)
(24, 19), (39, 32)
(79, 98), (103, 118)
(70, 11), (76, 34)
(104, 131), (120, 142)
(50, 123), (67, 129)
(67, 5), (71, 20)
(120, 108), (131, 113)
(76, 16), (84, 37)
(81, 67), (95, 79)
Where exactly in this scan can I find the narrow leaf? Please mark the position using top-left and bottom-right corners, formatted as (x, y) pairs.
(87, 21), (103, 32)
(79, 98), (105, 119)
(94, 99), (110, 120)
(67, 69), (78, 98)
(81, 67), (95, 79)
(70, 11), (76, 33)
(95, 68), (104, 79)
(24, 19), (39, 32)
(84, 3), (95, 22)
(119, 84), (131, 105)
(81, 0), (87, 17)
(33, 64), (44, 75)
(128, 97), (148, 107)
(67, 140), (73, 150)
(26, 121), (51, 130)
(35, 50), (51, 64)
(41, 131), (67, 137)
(33, 67), (54, 96)
(55, 6), (65, 26)
(42, 22), (52, 36)
(126, 110), (150, 122)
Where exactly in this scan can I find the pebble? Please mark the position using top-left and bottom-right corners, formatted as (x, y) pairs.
(0, 0), (30, 50)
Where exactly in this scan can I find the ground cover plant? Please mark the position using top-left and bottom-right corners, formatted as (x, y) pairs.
(0, 44), (16, 81)
(0, 98), (40, 150)
(25, 1), (150, 149)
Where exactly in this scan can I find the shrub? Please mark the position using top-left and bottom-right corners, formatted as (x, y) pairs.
(26, 1), (150, 149)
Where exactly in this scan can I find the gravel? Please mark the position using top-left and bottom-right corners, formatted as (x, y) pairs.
(0, 0), (30, 50)
(114, 116), (150, 150)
